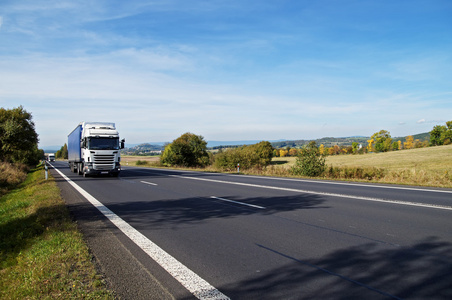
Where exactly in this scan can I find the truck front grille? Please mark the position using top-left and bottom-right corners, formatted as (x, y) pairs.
(93, 154), (115, 170)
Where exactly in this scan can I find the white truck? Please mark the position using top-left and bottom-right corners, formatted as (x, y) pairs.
(68, 122), (124, 177)
(45, 153), (55, 162)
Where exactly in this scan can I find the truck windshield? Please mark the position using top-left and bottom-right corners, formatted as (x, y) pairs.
(88, 137), (119, 150)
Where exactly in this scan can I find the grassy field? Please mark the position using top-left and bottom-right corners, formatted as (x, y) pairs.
(326, 145), (452, 172)
(272, 145), (452, 171)
(0, 164), (113, 299)
(271, 145), (452, 187)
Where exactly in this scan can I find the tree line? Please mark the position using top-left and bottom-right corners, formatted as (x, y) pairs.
(160, 120), (452, 177)
(0, 106), (42, 165)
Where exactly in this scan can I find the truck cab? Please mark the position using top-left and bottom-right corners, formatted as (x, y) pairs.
(68, 122), (124, 177)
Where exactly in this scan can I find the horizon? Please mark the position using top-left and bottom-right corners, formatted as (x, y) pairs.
(1, 1), (451, 148)
(41, 131), (430, 151)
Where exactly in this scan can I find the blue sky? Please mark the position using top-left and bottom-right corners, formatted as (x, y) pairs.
(1, 0), (451, 148)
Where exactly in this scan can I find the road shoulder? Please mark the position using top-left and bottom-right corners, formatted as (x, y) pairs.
(50, 168), (178, 300)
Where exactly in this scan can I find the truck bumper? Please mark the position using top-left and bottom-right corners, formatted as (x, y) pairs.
(84, 166), (120, 176)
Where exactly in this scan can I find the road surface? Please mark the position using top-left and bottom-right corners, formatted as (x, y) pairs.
(49, 161), (452, 299)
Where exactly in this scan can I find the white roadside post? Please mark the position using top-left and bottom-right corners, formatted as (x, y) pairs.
(45, 163), (48, 180)
(237, 163), (240, 173)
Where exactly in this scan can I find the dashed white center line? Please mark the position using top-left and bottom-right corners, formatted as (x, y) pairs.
(211, 196), (265, 209)
(141, 181), (158, 186)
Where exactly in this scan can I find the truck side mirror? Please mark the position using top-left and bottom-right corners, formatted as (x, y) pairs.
(80, 138), (86, 149)
(121, 139), (125, 149)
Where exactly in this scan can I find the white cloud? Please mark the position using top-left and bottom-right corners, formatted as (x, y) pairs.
(1, 1), (451, 146)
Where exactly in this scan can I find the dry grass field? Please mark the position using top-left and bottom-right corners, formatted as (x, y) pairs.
(270, 145), (452, 187)
(326, 144), (452, 173)
(122, 155), (160, 166)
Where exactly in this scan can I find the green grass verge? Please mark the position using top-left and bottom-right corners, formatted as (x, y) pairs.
(0, 165), (113, 299)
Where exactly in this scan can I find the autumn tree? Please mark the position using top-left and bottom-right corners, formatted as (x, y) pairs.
(289, 148), (298, 157)
(371, 130), (392, 152)
(367, 139), (374, 152)
(279, 149), (288, 157)
(404, 135), (414, 149)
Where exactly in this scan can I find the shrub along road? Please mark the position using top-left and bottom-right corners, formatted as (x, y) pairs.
(50, 160), (452, 299)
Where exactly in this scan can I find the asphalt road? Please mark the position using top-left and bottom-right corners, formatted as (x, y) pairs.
(49, 161), (452, 300)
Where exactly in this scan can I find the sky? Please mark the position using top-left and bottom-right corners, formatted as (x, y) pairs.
(1, 0), (451, 148)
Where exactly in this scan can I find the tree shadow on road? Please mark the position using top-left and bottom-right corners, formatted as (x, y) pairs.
(100, 193), (327, 229)
(217, 237), (452, 300)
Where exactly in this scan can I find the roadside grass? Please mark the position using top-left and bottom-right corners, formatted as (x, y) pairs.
(126, 145), (452, 188)
(0, 162), (29, 197)
(0, 164), (113, 299)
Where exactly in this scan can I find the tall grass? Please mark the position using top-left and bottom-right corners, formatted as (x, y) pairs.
(0, 164), (113, 299)
(0, 162), (29, 196)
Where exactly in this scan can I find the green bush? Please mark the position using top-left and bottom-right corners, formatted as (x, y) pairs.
(214, 141), (273, 171)
(290, 141), (326, 177)
(135, 160), (148, 166)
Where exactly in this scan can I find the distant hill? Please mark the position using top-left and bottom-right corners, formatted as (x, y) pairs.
(207, 140), (271, 148)
(272, 133), (430, 149)
(123, 143), (163, 155)
(272, 136), (369, 148)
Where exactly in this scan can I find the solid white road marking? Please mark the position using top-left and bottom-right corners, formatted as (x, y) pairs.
(234, 173), (452, 194)
(211, 196), (265, 209)
(141, 180), (158, 186)
(50, 164), (230, 300)
(170, 175), (452, 211)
